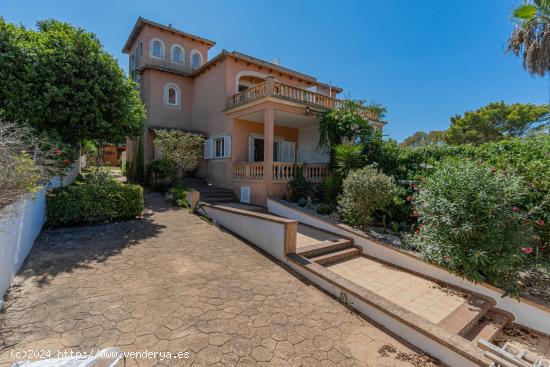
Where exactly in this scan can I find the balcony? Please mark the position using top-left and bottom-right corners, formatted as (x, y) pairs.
(233, 162), (329, 183)
(226, 78), (381, 121)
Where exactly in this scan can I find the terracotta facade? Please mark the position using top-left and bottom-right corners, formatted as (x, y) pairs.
(123, 17), (383, 205)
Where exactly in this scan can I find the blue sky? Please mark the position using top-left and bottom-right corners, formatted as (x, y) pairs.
(2, 0), (548, 141)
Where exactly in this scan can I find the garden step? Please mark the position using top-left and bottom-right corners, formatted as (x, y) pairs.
(200, 192), (238, 198)
(438, 295), (495, 336)
(297, 239), (354, 258)
(310, 247), (362, 266)
(201, 197), (238, 204)
(464, 308), (514, 344)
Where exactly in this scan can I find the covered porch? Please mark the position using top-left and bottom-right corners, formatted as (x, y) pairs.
(226, 98), (330, 204)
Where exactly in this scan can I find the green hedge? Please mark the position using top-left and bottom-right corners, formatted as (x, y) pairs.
(47, 173), (144, 226)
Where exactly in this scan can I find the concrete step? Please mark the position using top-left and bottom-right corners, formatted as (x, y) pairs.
(438, 295), (494, 336)
(201, 197), (238, 204)
(310, 247), (362, 266)
(200, 192), (238, 198)
(464, 308), (514, 344)
(297, 239), (354, 258)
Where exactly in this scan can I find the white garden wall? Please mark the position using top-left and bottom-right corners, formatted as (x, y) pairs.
(202, 204), (294, 262)
(0, 159), (81, 306)
(268, 198), (550, 334)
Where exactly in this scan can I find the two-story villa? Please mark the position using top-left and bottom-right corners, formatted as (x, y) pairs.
(123, 17), (384, 205)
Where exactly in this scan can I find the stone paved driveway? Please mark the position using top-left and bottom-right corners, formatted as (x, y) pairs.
(0, 192), (437, 366)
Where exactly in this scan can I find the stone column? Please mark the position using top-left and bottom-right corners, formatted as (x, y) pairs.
(264, 105), (274, 198)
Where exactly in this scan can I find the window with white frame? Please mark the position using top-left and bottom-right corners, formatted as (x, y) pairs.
(214, 137), (225, 158)
(191, 50), (202, 70)
(171, 45), (184, 64)
(150, 38), (164, 58)
(163, 83), (180, 107)
(204, 135), (231, 159)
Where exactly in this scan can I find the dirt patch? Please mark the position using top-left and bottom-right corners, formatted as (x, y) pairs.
(493, 325), (550, 357)
(378, 344), (441, 366)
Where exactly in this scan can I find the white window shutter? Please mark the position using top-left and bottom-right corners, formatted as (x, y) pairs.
(289, 141), (296, 162)
(280, 141), (289, 162)
(204, 138), (213, 159)
(248, 136), (254, 162)
(281, 141), (296, 162)
(224, 135), (231, 158)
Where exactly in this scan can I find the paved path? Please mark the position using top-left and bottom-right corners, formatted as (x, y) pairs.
(0, 192), (437, 366)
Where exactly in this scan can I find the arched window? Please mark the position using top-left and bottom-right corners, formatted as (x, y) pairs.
(171, 45), (184, 64)
(168, 88), (177, 104)
(149, 38), (165, 59)
(163, 83), (181, 108)
(190, 50), (202, 70)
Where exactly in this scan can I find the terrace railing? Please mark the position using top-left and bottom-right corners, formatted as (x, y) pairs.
(227, 79), (380, 121)
(233, 162), (329, 183)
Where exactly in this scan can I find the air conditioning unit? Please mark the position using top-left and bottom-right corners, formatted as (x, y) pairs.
(240, 186), (251, 204)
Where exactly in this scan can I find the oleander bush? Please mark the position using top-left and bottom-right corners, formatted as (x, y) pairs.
(47, 171), (143, 226)
(338, 165), (397, 229)
(410, 159), (534, 290)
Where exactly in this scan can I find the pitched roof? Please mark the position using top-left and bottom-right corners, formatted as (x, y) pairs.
(122, 17), (215, 53)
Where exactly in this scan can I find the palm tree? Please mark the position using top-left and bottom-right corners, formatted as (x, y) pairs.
(507, 0), (550, 76)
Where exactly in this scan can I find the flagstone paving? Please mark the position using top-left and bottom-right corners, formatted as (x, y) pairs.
(0, 192), (439, 366)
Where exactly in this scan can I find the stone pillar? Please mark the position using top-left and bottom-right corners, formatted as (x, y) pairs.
(266, 75), (275, 95)
(264, 105), (274, 198)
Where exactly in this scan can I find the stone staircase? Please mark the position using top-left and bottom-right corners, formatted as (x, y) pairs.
(297, 238), (362, 266)
(180, 177), (238, 204)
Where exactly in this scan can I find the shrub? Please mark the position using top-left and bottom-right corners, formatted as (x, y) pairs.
(322, 174), (342, 207)
(146, 159), (177, 190)
(165, 186), (191, 208)
(47, 171), (143, 226)
(289, 167), (313, 201)
(410, 159), (533, 289)
(0, 119), (72, 209)
(334, 142), (365, 177)
(153, 129), (203, 174)
(338, 165), (397, 229)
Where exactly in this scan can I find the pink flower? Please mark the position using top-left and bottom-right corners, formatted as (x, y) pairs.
(412, 209), (419, 218)
(520, 247), (533, 255)
(490, 168), (497, 173)
(512, 207), (520, 212)
(537, 219), (545, 226)
(414, 229), (420, 236)
(54, 148), (61, 156)
(406, 196), (414, 202)
(63, 159), (70, 167)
